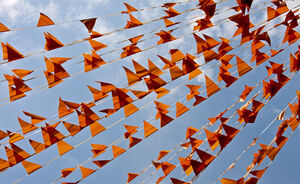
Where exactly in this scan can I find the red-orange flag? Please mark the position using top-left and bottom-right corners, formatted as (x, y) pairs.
(44, 32), (64, 51)
(37, 12), (55, 27)
(1, 42), (24, 61)
(80, 18), (97, 33)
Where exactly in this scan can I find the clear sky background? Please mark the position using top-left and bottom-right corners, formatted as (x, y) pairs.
(0, 0), (299, 183)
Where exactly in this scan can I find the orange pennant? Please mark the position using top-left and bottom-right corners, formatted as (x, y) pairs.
(44, 32), (64, 51)
(29, 139), (47, 154)
(236, 55), (252, 77)
(21, 161), (42, 174)
(80, 18), (97, 33)
(176, 102), (189, 117)
(144, 121), (158, 138)
(57, 140), (73, 156)
(0, 22), (9, 32)
(205, 75), (221, 97)
(37, 12), (55, 27)
(127, 173), (140, 183)
(88, 39), (107, 51)
(1, 42), (24, 61)
(61, 168), (76, 177)
(112, 145), (126, 158)
(80, 166), (95, 179)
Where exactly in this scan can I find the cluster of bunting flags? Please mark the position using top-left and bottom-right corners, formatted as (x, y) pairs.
(0, 0), (299, 183)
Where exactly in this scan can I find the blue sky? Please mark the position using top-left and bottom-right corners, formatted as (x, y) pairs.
(0, 0), (299, 183)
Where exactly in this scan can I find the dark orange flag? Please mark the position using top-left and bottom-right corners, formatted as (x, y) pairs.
(79, 166), (95, 179)
(57, 140), (74, 156)
(80, 18), (97, 33)
(176, 102), (189, 117)
(92, 160), (111, 168)
(148, 59), (163, 76)
(129, 136), (142, 148)
(18, 118), (38, 135)
(163, 18), (178, 27)
(88, 85), (108, 102)
(112, 145), (126, 158)
(205, 75), (221, 97)
(83, 51), (106, 72)
(170, 178), (189, 184)
(44, 32), (64, 51)
(29, 139), (47, 154)
(236, 55), (252, 77)
(194, 18), (213, 31)
(144, 121), (158, 138)
(179, 157), (193, 176)
(156, 150), (170, 161)
(23, 111), (46, 125)
(21, 160), (42, 174)
(61, 168), (76, 177)
(156, 30), (176, 45)
(195, 148), (215, 165)
(125, 14), (143, 29)
(122, 3), (138, 14)
(88, 39), (107, 51)
(1, 42), (24, 61)
(161, 162), (176, 176)
(0, 22), (10, 32)
(37, 12), (55, 27)
(123, 66), (141, 86)
(91, 144), (107, 158)
(186, 127), (199, 139)
(240, 85), (254, 101)
(11, 69), (33, 79)
(127, 173), (140, 183)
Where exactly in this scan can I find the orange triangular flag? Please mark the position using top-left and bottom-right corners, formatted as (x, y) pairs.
(44, 32), (64, 51)
(176, 102), (189, 117)
(127, 173), (140, 183)
(37, 13), (55, 27)
(61, 168), (76, 177)
(80, 18), (97, 33)
(170, 178), (189, 184)
(205, 75), (221, 97)
(144, 121), (158, 138)
(91, 144), (107, 158)
(29, 139), (47, 154)
(0, 22), (10, 32)
(156, 150), (170, 161)
(92, 160), (111, 168)
(12, 69), (33, 79)
(23, 111), (46, 124)
(80, 166), (95, 179)
(123, 3), (138, 14)
(124, 124), (138, 138)
(21, 160), (42, 174)
(90, 121), (106, 137)
(88, 85), (108, 102)
(112, 145), (126, 158)
(236, 55), (252, 77)
(88, 39), (108, 51)
(129, 136), (142, 148)
(125, 14), (143, 29)
(18, 118), (38, 135)
(148, 59), (163, 76)
(160, 112), (174, 127)
(57, 140), (73, 156)
(1, 42), (24, 61)
(7, 131), (24, 143)
(63, 121), (81, 136)
(186, 127), (199, 139)
(123, 66), (141, 86)
(161, 162), (176, 176)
